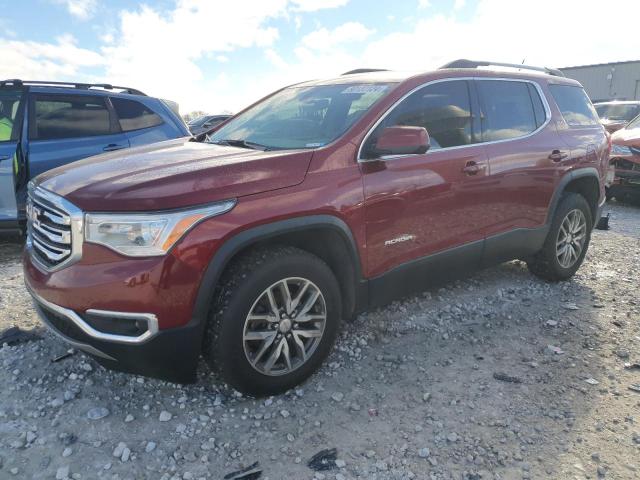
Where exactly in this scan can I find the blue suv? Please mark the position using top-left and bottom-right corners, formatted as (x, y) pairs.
(0, 80), (190, 233)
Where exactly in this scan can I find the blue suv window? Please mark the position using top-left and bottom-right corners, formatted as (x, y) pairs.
(0, 89), (23, 143)
(32, 95), (112, 140)
(111, 98), (163, 132)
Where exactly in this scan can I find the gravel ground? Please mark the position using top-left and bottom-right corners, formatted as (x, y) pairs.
(1, 201), (639, 480)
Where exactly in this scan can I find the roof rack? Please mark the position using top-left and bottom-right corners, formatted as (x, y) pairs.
(439, 59), (565, 77)
(0, 79), (147, 95)
(342, 68), (389, 75)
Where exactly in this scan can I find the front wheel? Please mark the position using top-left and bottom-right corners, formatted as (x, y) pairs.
(527, 192), (593, 281)
(204, 246), (341, 396)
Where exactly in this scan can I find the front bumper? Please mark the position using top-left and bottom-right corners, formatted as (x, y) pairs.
(26, 280), (203, 383)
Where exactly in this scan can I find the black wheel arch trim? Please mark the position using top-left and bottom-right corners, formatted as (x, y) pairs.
(192, 214), (367, 330)
(546, 167), (602, 226)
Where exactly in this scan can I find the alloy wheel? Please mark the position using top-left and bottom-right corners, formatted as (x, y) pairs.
(556, 209), (587, 269)
(242, 277), (327, 376)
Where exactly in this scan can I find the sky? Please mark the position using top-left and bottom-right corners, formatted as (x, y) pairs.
(1, 0), (640, 115)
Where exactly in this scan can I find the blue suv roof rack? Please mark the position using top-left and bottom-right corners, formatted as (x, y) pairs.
(0, 79), (147, 96)
(439, 59), (565, 77)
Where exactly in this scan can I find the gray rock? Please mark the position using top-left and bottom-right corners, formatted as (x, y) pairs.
(113, 442), (127, 458)
(145, 441), (157, 453)
(331, 392), (344, 402)
(121, 447), (131, 462)
(87, 407), (110, 420)
(418, 448), (431, 458)
(159, 411), (172, 422)
(56, 466), (70, 480)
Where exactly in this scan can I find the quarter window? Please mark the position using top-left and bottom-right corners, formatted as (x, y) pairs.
(32, 96), (111, 140)
(363, 80), (474, 157)
(549, 85), (599, 127)
(477, 80), (540, 142)
(111, 98), (163, 132)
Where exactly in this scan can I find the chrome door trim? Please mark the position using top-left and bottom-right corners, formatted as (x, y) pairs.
(357, 76), (552, 163)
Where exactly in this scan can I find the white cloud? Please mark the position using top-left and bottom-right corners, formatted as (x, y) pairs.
(302, 22), (374, 51)
(0, 34), (103, 79)
(96, 0), (358, 113)
(53, 0), (97, 20)
(290, 0), (349, 11)
(359, 0), (640, 72)
(7, 0), (640, 116)
(454, 0), (466, 9)
(418, 0), (431, 8)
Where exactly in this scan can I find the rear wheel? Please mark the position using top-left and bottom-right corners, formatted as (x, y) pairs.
(527, 192), (592, 281)
(204, 246), (341, 396)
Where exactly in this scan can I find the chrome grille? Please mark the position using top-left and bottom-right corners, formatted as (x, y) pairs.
(26, 183), (83, 271)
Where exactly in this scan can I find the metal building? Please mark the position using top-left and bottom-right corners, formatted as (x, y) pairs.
(560, 60), (640, 102)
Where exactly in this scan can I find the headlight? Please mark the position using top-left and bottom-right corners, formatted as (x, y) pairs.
(611, 144), (632, 155)
(85, 200), (236, 256)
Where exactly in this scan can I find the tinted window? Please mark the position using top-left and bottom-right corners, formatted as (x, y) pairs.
(33, 96), (111, 140)
(594, 103), (640, 122)
(549, 85), (599, 127)
(0, 89), (22, 142)
(478, 80), (539, 142)
(363, 80), (473, 157)
(111, 98), (163, 132)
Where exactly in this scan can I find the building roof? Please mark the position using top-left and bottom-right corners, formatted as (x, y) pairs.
(561, 60), (640, 71)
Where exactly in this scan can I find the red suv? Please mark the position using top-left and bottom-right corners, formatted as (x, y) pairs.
(23, 60), (609, 395)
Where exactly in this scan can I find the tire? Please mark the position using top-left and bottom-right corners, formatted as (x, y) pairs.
(203, 246), (342, 396)
(527, 192), (593, 282)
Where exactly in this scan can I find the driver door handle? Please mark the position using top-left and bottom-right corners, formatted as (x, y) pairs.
(549, 149), (568, 162)
(462, 160), (487, 175)
(103, 143), (127, 152)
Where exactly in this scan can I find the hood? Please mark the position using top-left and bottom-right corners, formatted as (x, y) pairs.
(36, 138), (313, 211)
(600, 118), (627, 133)
(611, 127), (640, 148)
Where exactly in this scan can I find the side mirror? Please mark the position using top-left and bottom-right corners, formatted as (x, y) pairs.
(372, 126), (430, 157)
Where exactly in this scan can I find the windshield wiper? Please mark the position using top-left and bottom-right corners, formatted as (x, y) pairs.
(211, 139), (272, 151)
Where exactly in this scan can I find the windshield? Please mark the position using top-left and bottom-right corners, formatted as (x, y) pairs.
(594, 103), (640, 122)
(208, 83), (393, 150)
(188, 116), (212, 127)
(626, 113), (640, 129)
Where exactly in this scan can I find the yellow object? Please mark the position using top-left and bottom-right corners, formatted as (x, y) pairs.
(0, 117), (12, 142)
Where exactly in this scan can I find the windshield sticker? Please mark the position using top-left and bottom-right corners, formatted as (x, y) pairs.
(341, 85), (388, 95)
(305, 142), (325, 148)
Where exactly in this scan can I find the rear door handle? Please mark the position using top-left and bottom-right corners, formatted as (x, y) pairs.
(103, 143), (127, 152)
(462, 161), (487, 175)
(549, 150), (568, 162)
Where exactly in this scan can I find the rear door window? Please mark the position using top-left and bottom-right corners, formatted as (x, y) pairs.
(111, 98), (163, 131)
(549, 85), (600, 127)
(477, 80), (541, 142)
(32, 95), (112, 140)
